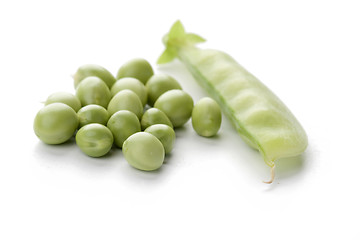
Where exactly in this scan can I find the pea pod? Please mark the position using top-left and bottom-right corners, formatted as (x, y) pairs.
(158, 21), (308, 183)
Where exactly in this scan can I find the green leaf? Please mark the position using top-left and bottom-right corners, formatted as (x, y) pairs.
(157, 48), (177, 64)
(158, 20), (206, 65)
(168, 20), (185, 39)
(185, 33), (206, 45)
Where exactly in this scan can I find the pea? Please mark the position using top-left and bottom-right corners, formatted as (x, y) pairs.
(45, 91), (81, 112)
(140, 108), (173, 130)
(77, 104), (110, 128)
(144, 124), (175, 155)
(107, 110), (141, 148)
(34, 103), (79, 144)
(123, 132), (164, 171)
(154, 89), (193, 128)
(145, 74), (182, 106)
(75, 123), (113, 157)
(76, 76), (111, 108)
(191, 97), (222, 137)
(73, 64), (116, 89)
(107, 89), (143, 119)
(110, 77), (147, 106)
(116, 58), (154, 85)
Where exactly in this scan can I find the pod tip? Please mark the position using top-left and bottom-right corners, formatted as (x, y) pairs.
(263, 165), (275, 184)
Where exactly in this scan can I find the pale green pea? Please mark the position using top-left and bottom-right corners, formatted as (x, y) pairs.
(145, 74), (182, 106)
(107, 110), (141, 148)
(107, 89), (144, 119)
(75, 123), (113, 157)
(77, 104), (110, 128)
(73, 64), (116, 89)
(76, 76), (111, 108)
(140, 108), (173, 130)
(111, 77), (147, 106)
(34, 103), (79, 144)
(123, 132), (165, 171)
(144, 124), (175, 155)
(154, 89), (193, 128)
(45, 91), (81, 112)
(116, 58), (154, 85)
(191, 97), (222, 137)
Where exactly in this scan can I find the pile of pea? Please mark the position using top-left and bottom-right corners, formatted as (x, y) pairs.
(33, 58), (222, 171)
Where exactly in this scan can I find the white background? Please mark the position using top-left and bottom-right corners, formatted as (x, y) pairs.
(1, 0), (359, 239)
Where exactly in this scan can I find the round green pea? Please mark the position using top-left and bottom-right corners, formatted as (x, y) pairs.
(192, 97), (222, 137)
(45, 91), (81, 112)
(145, 74), (182, 106)
(140, 108), (173, 130)
(144, 124), (175, 155)
(76, 76), (111, 108)
(111, 77), (147, 106)
(34, 103), (79, 144)
(75, 123), (113, 157)
(73, 64), (116, 89)
(77, 104), (110, 128)
(107, 110), (141, 148)
(123, 132), (165, 171)
(107, 89), (143, 119)
(116, 58), (154, 85)
(154, 89), (194, 128)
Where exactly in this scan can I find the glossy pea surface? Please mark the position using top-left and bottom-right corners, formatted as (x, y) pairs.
(34, 103), (79, 144)
(76, 76), (111, 108)
(154, 89), (193, 128)
(73, 64), (116, 89)
(116, 58), (154, 85)
(111, 77), (147, 106)
(123, 132), (165, 171)
(140, 108), (173, 130)
(75, 123), (113, 157)
(107, 89), (143, 118)
(145, 74), (182, 106)
(45, 91), (81, 112)
(192, 97), (222, 137)
(77, 104), (109, 128)
(107, 110), (141, 148)
(144, 124), (175, 154)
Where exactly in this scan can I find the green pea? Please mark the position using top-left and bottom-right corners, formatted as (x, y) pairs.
(144, 124), (175, 155)
(145, 74), (182, 106)
(107, 110), (141, 148)
(123, 132), (164, 171)
(34, 103), (79, 144)
(77, 104), (110, 128)
(76, 76), (111, 108)
(140, 108), (173, 130)
(110, 77), (147, 106)
(116, 58), (154, 85)
(44, 91), (81, 112)
(73, 64), (116, 89)
(154, 89), (193, 128)
(191, 97), (222, 137)
(107, 89), (143, 119)
(75, 123), (114, 157)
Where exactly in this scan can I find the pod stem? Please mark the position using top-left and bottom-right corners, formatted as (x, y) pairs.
(263, 165), (275, 184)
(157, 20), (206, 64)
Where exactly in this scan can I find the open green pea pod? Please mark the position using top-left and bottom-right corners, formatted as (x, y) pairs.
(158, 21), (308, 183)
